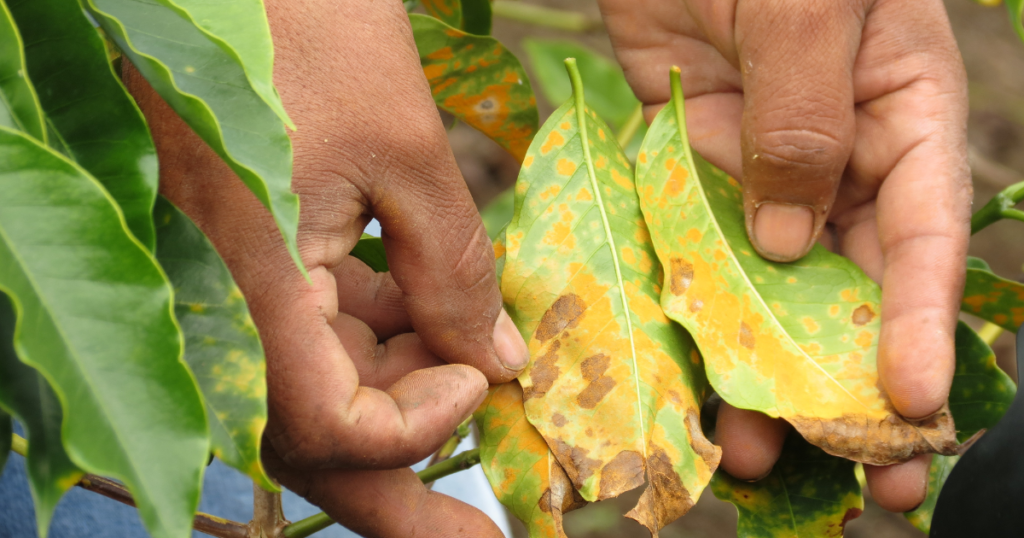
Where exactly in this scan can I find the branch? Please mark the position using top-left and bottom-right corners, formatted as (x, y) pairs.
(491, 1), (602, 32)
(281, 448), (483, 538)
(9, 434), (249, 538)
(971, 180), (1024, 234)
(424, 416), (473, 489)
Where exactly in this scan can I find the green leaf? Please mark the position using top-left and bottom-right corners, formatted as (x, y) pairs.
(154, 196), (275, 491)
(421, 0), (492, 35)
(476, 381), (584, 538)
(904, 322), (1016, 533)
(411, 14), (538, 162)
(0, 126), (208, 538)
(481, 188), (514, 240)
(350, 234), (388, 273)
(636, 68), (957, 465)
(1007, 0), (1024, 43)
(962, 256), (1024, 332)
(85, 0), (305, 278)
(0, 292), (83, 537)
(9, 0), (159, 251)
(0, 1), (44, 141)
(148, 0), (294, 129)
(501, 59), (719, 534)
(711, 432), (863, 538)
(522, 39), (639, 129)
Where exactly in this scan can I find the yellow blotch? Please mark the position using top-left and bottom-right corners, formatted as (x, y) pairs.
(422, 64), (446, 80)
(840, 289), (860, 302)
(786, 277), (797, 284)
(829, 305), (840, 316)
(664, 163), (689, 197)
(539, 185), (561, 201)
(713, 250), (727, 262)
(962, 295), (986, 311)
(855, 331), (874, 349)
(557, 159), (577, 176)
(664, 158), (677, 171)
(189, 303), (205, 314)
(576, 188), (593, 202)
(493, 240), (506, 260)
(621, 246), (637, 267)
(629, 284), (668, 324)
(638, 152), (648, 164)
(595, 155), (608, 170)
(611, 168), (632, 190)
(522, 156), (534, 168)
(685, 228), (702, 244)
(598, 128), (606, 141)
(802, 317), (820, 334)
(541, 130), (564, 155)
(754, 275), (765, 284)
(561, 122), (571, 130)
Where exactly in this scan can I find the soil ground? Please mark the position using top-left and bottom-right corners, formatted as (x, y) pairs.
(444, 2), (1024, 536)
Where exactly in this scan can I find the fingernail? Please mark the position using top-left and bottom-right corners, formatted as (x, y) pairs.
(493, 309), (529, 372)
(752, 203), (815, 262)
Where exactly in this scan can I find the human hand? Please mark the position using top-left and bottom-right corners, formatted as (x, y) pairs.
(598, 0), (971, 511)
(125, 0), (529, 535)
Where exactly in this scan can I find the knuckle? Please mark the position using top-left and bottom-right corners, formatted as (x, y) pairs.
(751, 127), (850, 171)
(449, 221), (497, 296)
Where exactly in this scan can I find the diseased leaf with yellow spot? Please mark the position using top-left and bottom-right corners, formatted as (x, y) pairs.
(636, 68), (957, 466)
(154, 197), (276, 491)
(411, 14), (538, 162)
(711, 431), (863, 538)
(904, 321), (1015, 533)
(501, 59), (720, 535)
(476, 381), (585, 538)
(961, 256), (1024, 332)
(421, 0), (492, 35)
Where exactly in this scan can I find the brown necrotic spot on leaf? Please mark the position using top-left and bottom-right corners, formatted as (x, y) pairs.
(536, 294), (587, 343)
(552, 413), (567, 427)
(626, 446), (695, 534)
(577, 353), (617, 409)
(685, 409), (722, 468)
(738, 322), (756, 350)
(788, 404), (958, 465)
(525, 340), (561, 400)
(852, 304), (875, 326)
(551, 438), (602, 487)
(669, 258), (694, 295)
(599, 450), (644, 499)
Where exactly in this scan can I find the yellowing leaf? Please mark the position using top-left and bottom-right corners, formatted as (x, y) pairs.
(476, 381), (584, 538)
(411, 14), (538, 162)
(961, 257), (1024, 332)
(501, 59), (719, 534)
(636, 68), (957, 465)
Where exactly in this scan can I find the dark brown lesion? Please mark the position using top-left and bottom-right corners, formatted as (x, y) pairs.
(851, 304), (875, 326)
(684, 408), (722, 470)
(669, 258), (694, 295)
(535, 294), (587, 343)
(524, 340), (561, 400)
(576, 353), (617, 409)
(598, 450), (645, 500)
(625, 446), (695, 534)
(788, 403), (959, 465)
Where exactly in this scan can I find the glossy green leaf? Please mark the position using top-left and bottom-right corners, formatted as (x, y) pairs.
(636, 69), (957, 466)
(411, 14), (538, 162)
(523, 39), (639, 130)
(962, 256), (1024, 332)
(0, 292), (83, 537)
(477, 381), (584, 538)
(1007, 0), (1024, 43)
(0, 127), (208, 538)
(0, 0), (44, 141)
(85, 0), (305, 277)
(154, 197), (275, 491)
(350, 234), (388, 273)
(501, 60), (720, 534)
(150, 0), (294, 129)
(421, 0), (492, 35)
(904, 321), (1016, 533)
(711, 432), (863, 538)
(9, 0), (159, 251)
(481, 188), (514, 240)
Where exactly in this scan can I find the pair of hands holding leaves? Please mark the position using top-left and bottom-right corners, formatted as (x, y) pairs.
(127, 0), (971, 535)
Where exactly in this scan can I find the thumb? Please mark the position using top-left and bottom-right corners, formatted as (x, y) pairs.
(736, 0), (864, 262)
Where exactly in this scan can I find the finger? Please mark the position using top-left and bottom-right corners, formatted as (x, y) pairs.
(265, 447), (504, 538)
(715, 402), (790, 480)
(330, 313), (446, 390)
(864, 454), (932, 512)
(735, 0), (866, 262)
(845, 0), (970, 419)
(333, 255), (412, 340)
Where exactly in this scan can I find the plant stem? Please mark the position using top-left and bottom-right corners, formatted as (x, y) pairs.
(248, 484), (288, 538)
(979, 322), (1004, 347)
(615, 104), (644, 149)
(971, 180), (1024, 234)
(491, 1), (601, 32)
(281, 448), (482, 538)
(9, 434), (248, 538)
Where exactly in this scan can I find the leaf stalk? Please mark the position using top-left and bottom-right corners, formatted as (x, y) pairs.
(971, 180), (1024, 234)
(491, 1), (601, 32)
